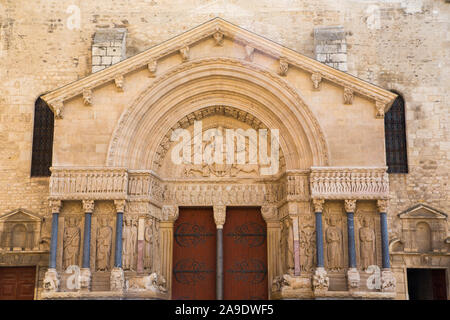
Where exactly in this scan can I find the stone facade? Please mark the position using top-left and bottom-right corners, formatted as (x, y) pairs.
(0, 0), (448, 300)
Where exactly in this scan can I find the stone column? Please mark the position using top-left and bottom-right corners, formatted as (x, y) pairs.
(377, 199), (396, 292)
(43, 200), (62, 293)
(111, 199), (126, 292)
(80, 200), (94, 291)
(345, 199), (360, 289)
(160, 205), (179, 298)
(213, 205), (226, 300)
(261, 205), (280, 299)
(288, 202), (301, 276)
(312, 199), (329, 293)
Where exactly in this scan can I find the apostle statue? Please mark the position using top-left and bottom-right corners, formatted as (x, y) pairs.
(359, 216), (375, 270)
(96, 217), (112, 271)
(326, 215), (342, 271)
(122, 217), (137, 270)
(63, 217), (80, 269)
(144, 218), (153, 271)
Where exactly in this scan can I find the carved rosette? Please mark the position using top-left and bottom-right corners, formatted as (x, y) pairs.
(343, 87), (354, 105)
(114, 200), (126, 213)
(261, 205), (278, 222)
(347, 268), (360, 289)
(311, 72), (322, 90)
(278, 58), (289, 76)
(82, 88), (92, 106)
(213, 205), (226, 229)
(110, 267), (125, 292)
(381, 269), (396, 292)
(377, 199), (388, 213)
(161, 205), (179, 222)
(50, 200), (62, 214)
(82, 200), (95, 213)
(312, 267), (329, 293)
(312, 199), (324, 213)
(43, 268), (60, 292)
(148, 60), (157, 77)
(344, 199), (356, 213)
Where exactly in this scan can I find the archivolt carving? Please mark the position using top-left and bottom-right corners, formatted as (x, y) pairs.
(106, 58), (329, 170)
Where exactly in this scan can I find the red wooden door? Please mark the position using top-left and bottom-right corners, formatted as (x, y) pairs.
(223, 207), (268, 300)
(432, 269), (447, 300)
(172, 207), (216, 300)
(0, 267), (36, 300)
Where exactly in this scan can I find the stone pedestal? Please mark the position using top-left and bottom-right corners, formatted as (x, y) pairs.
(110, 267), (125, 292)
(312, 267), (329, 295)
(381, 269), (396, 292)
(79, 268), (92, 292)
(43, 268), (60, 292)
(346, 267), (360, 289)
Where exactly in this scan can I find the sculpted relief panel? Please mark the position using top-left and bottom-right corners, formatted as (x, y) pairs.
(323, 202), (347, 273)
(63, 217), (81, 270)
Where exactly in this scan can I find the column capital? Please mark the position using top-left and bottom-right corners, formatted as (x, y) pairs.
(377, 199), (389, 213)
(49, 200), (62, 214)
(162, 205), (179, 222)
(344, 199), (356, 213)
(312, 199), (325, 213)
(114, 199), (126, 213)
(261, 205), (278, 222)
(213, 205), (226, 229)
(82, 200), (95, 213)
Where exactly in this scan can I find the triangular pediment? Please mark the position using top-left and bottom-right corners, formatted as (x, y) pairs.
(41, 17), (396, 119)
(0, 208), (42, 222)
(398, 204), (447, 220)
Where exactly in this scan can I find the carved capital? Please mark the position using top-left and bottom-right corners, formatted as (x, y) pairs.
(312, 199), (325, 213)
(114, 200), (126, 213)
(311, 72), (322, 90)
(82, 88), (92, 106)
(376, 101), (385, 119)
(180, 45), (190, 61)
(114, 74), (124, 91)
(377, 199), (388, 213)
(244, 45), (255, 61)
(343, 87), (354, 105)
(49, 200), (62, 214)
(162, 205), (179, 222)
(213, 28), (224, 46)
(148, 60), (157, 77)
(344, 199), (356, 213)
(82, 200), (95, 213)
(261, 205), (278, 222)
(213, 205), (226, 228)
(278, 58), (289, 76)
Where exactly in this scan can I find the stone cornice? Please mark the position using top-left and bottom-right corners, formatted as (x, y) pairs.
(40, 18), (397, 119)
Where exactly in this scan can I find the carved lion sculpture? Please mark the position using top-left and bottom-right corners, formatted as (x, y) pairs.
(126, 273), (167, 293)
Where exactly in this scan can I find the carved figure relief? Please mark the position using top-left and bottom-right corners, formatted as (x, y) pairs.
(63, 217), (81, 269)
(325, 215), (343, 272)
(281, 218), (294, 275)
(144, 218), (154, 271)
(153, 219), (161, 274)
(96, 217), (112, 271)
(359, 216), (375, 270)
(122, 216), (137, 270)
(299, 223), (315, 272)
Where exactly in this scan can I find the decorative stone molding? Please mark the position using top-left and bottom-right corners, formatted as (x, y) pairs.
(49, 167), (128, 200)
(82, 200), (95, 213)
(278, 58), (289, 76)
(161, 205), (179, 222)
(114, 74), (124, 91)
(343, 87), (353, 105)
(244, 45), (255, 61)
(312, 267), (329, 292)
(381, 269), (396, 292)
(147, 60), (157, 77)
(375, 101), (385, 119)
(213, 205), (226, 228)
(261, 205), (278, 222)
(310, 167), (389, 200)
(43, 268), (60, 292)
(41, 18), (396, 120)
(82, 88), (92, 106)
(110, 267), (125, 291)
(344, 199), (356, 213)
(347, 267), (360, 289)
(128, 170), (163, 204)
(213, 28), (224, 46)
(312, 199), (324, 213)
(311, 72), (322, 90)
(114, 199), (126, 213)
(50, 200), (62, 213)
(377, 199), (388, 213)
(179, 45), (189, 61)
(286, 172), (309, 201)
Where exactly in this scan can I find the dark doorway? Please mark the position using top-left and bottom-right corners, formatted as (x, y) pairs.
(0, 267), (36, 300)
(407, 268), (447, 300)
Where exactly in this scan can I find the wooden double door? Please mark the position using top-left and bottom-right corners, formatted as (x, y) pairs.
(172, 207), (268, 300)
(0, 267), (36, 300)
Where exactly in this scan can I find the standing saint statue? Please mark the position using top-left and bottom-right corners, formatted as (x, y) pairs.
(359, 216), (375, 270)
(152, 220), (161, 274)
(326, 215), (342, 272)
(144, 218), (153, 271)
(96, 217), (112, 271)
(122, 217), (137, 271)
(63, 217), (80, 270)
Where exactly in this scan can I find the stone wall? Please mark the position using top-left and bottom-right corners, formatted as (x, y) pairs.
(0, 0), (448, 299)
